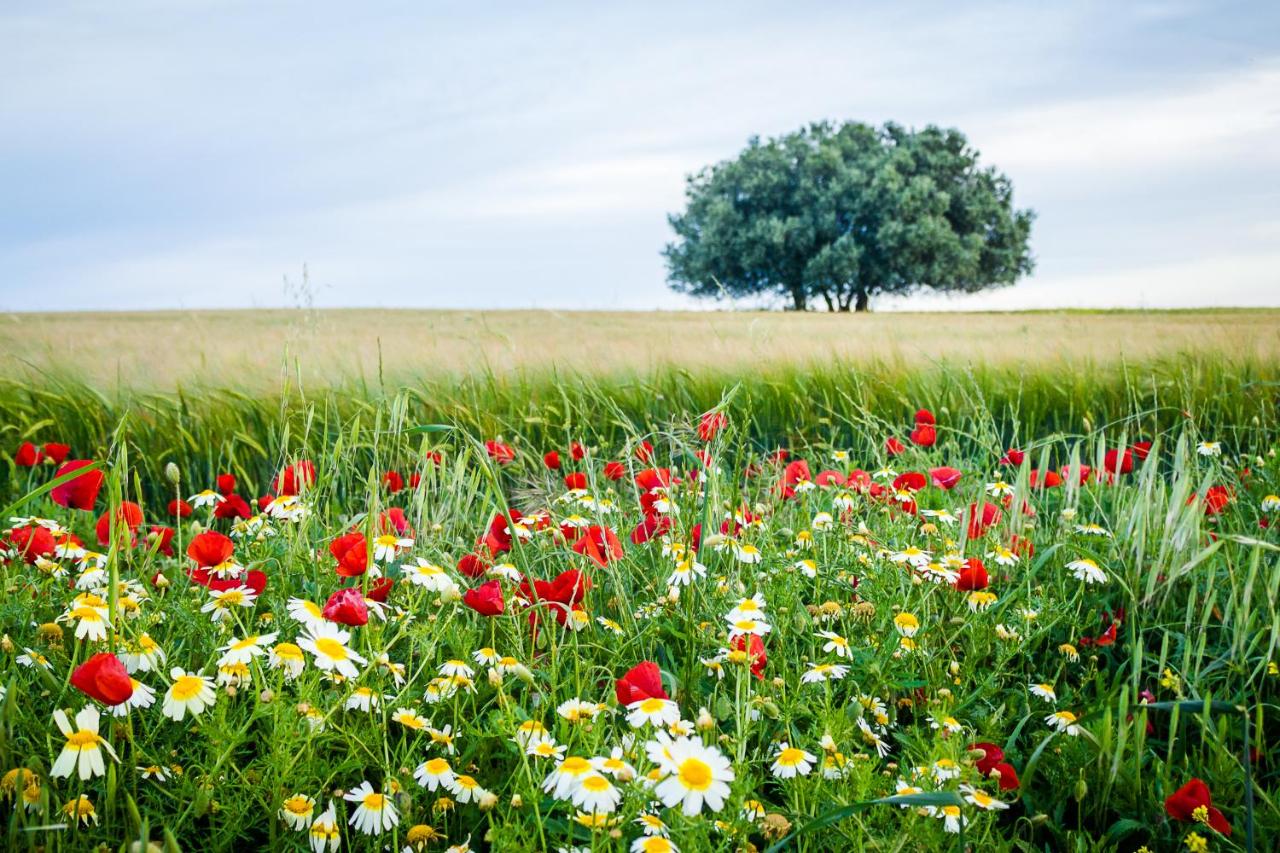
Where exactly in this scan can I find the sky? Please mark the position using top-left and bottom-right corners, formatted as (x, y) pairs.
(2, 1), (1278, 312)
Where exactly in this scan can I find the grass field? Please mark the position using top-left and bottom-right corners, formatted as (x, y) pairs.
(0, 309), (1277, 852)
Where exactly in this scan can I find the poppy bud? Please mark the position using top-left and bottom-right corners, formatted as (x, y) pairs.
(164, 463), (181, 485)
(1073, 778), (1088, 802)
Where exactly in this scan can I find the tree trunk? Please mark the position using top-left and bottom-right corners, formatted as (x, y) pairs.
(821, 292), (834, 312)
(855, 291), (869, 312)
(791, 288), (807, 311)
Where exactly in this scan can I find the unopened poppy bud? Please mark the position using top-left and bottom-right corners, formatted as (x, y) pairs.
(153, 572), (170, 588)
(164, 462), (181, 485)
(1074, 778), (1088, 802)
(1030, 813), (1049, 825)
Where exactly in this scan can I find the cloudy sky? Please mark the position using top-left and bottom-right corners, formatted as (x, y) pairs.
(2, 1), (1277, 312)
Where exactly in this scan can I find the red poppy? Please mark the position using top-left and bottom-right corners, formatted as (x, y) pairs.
(969, 742), (1020, 790)
(457, 551), (491, 579)
(463, 579), (504, 616)
(635, 441), (655, 463)
(51, 461), (104, 511)
(731, 634), (766, 679)
(274, 460), (316, 495)
(1193, 485), (1233, 516)
(15, 442), (42, 466)
(1165, 779), (1231, 835)
(914, 408), (936, 425)
(1060, 463), (1092, 485)
(96, 502), (144, 547)
(1029, 469), (1062, 489)
(885, 437), (906, 456)
(893, 471), (927, 492)
(1104, 448), (1134, 475)
(330, 532), (369, 578)
(8, 524), (55, 564)
(999, 448), (1025, 466)
(635, 468), (674, 492)
(570, 441), (586, 461)
(570, 525), (624, 567)
(187, 531), (234, 568)
(630, 512), (672, 544)
(909, 423), (936, 447)
(966, 501), (1003, 539)
(216, 473), (236, 495)
(147, 525), (176, 557)
(168, 498), (193, 518)
(213, 494), (252, 520)
(323, 587), (369, 626)
(615, 661), (668, 704)
(43, 442), (71, 464)
(697, 411), (727, 442)
(955, 558), (989, 591)
(1131, 441), (1153, 461)
(379, 507), (412, 537)
(929, 467), (962, 490)
(189, 568), (268, 595)
(382, 470), (404, 492)
(70, 653), (134, 706)
(485, 440), (516, 465)
(563, 472), (587, 490)
(366, 577), (394, 603)
(480, 510), (520, 556)
(815, 470), (846, 487)
(603, 461), (626, 481)
(543, 450), (562, 470)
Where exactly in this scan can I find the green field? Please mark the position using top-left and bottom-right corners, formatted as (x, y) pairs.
(0, 310), (1276, 851)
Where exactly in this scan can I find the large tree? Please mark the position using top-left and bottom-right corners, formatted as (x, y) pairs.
(663, 121), (1035, 311)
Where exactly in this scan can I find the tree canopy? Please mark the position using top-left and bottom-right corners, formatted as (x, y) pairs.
(663, 121), (1035, 311)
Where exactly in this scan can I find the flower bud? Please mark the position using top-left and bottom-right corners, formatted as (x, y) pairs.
(164, 462), (181, 485)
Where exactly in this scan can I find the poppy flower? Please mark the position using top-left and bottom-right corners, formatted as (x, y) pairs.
(1165, 779), (1231, 835)
(1061, 463), (1092, 485)
(885, 437), (906, 456)
(213, 494), (252, 520)
(909, 423), (936, 447)
(457, 551), (491, 579)
(70, 653), (134, 706)
(999, 448), (1025, 466)
(630, 512), (672, 544)
(635, 468), (673, 492)
(615, 661), (668, 704)
(190, 568), (268, 595)
(8, 524), (55, 564)
(187, 531), (234, 568)
(602, 461), (626, 481)
(379, 507), (412, 536)
(1104, 448), (1134, 475)
(564, 472), (587, 490)
(96, 502), (144, 547)
(543, 451), (562, 470)
(570, 525), (623, 567)
(323, 587), (369, 626)
(480, 510), (520, 555)
(51, 461), (104, 511)
(731, 634), (766, 680)
(330, 532), (369, 578)
(485, 441), (516, 465)
(893, 471), (927, 493)
(147, 525), (176, 557)
(168, 498), (193, 518)
(955, 558), (989, 591)
(463, 579), (504, 616)
(382, 471), (404, 492)
(570, 441), (586, 461)
(216, 473), (236, 495)
(965, 502), (1003, 539)
(15, 442), (42, 466)
(697, 411), (728, 442)
(913, 408), (936, 425)
(1193, 485), (1233, 516)
(969, 742), (1020, 790)
(1131, 441), (1152, 461)
(815, 470), (846, 487)
(635, 441), (655, 463)
(274, 460), (316, 495)
(42, 442), (71, 464)
(929, 467), (962, 490)
(1029, 469), (1062, 489)
(366, 577), (394, 603)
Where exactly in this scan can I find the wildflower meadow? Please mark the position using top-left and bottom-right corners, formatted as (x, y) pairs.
(1, 357), (1277, 852)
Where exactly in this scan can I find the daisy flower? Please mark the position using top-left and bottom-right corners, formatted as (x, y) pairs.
(931, 758), (960, 781)
(1066, 558), (1107, 585)
(189, 489), (225, 508)
(372, 533), (413, 562)
(344, 780), (399, 835)
(16, 648), (52, 670)
(627, 698), (682, 728)
(62, 794), (98, 826)
(817, 630), (850, 658)
(345, 686), (380, 712)
(218, 632), (278, 667)
(543, 756), (596, 800)
(446, 773), (487, 804)
(893, 613), (920, 638)
(770, 743), (816, 778)
(725, 616), (771, 639)
(936, 804), (967, 833)
(1047, 710), (1082, 736)
(287, 597), (328, 631)
(512, 719), (550, 747)
(1029, 683), (1057, 703)
(298, 624), (367, 678)
(414, 756), (456, 791)
(961, 784), (1009, 811)
(857, 718), (891, 757)
(201, 585), (257, 622)
(800, 662), (849, 684)
(571, 773), (621, 814)
(403, 559), (457, 592)
(108, 678), (157, 717)
(651, 736), (735, 816)
(732, 542), (762, 564)
(1197, 441), (1221, 457)
(162, 668), (216, 721)
(634, 812), (669, 836)
(594, 747), (636, 781)
(269, 642), (306, 679)
(309, 801), (341, 853)
(528, 739), (567, 760)
(392, 708), (430, 731)
(59, 601), (110, 642)
(279, 794), (316, 830)
(1074, 522), (1112, 537)
(119, 633), (166, 673)
(51, 706), (118, 781)
(666, 559), (706, 587)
